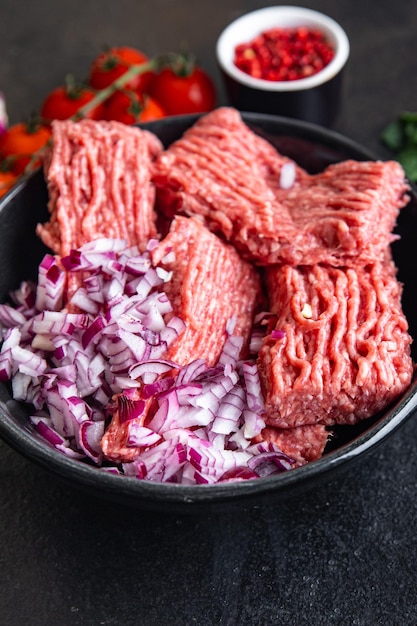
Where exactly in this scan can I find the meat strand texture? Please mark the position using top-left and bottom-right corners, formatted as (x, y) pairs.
(151, 216), (262, 366)
(37, 119), (163, 257)
(152, 107), (409, 266)
(257, 424), (330, 466)
(258, 263), (414, 428)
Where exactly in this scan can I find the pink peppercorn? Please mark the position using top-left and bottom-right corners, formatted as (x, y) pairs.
(234, 26), (335, 82)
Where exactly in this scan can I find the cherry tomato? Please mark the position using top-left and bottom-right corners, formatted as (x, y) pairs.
(103, 91), (166, 125)
(89, 46), (152, 94)
(0, 121), (51, 174)
(40, 78), (104, 122)
(0, 170), (17, 198)
(148, 65), (216, 115)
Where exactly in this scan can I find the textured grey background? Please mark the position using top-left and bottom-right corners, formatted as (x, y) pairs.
(1, 2), (417, 625)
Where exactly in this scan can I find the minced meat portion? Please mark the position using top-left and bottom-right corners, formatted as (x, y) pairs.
(37, 119), (163, 257)
(152, 107), (409, 267)
(258, 262), (413, 428)
(256, 424), (330, 466)
(151, 216), (262, 366)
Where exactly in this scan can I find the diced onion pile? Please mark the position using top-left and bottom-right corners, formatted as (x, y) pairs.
(0, 238), (294, 484)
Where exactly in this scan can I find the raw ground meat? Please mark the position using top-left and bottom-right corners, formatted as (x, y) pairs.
(152, 106), (306, 247)
(151, 215), (262, 366)
(37, 119), (163, 303)
(256, 424), (330, 466)
(258, 262), (414, 428)
(270, 158), (408, 266)
(152, 107), (409, 266)
(37, 118), (162, 256)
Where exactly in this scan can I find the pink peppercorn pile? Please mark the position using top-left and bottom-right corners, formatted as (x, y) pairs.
(234, 26), (335, 81)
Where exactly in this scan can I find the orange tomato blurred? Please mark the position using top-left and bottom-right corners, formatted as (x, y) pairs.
(0, 121), (51, 174)
(0, 171), (18, 198)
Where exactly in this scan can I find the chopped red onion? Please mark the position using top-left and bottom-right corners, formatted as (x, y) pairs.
(219, 467), (259, 482)
(0, 304), (27, 328)
(70, 287), (100, 314)
(12, 371), (38, 403)
(127, 423), (162, 448)
(79, 420), (105, 463)
(0, 328), (21, 381)
(0, 237), (296, 485)
(175, 358), (207, 385)
(129, 359), (177, 384)
(218, 333), (244, 367)
(30, 415), (85, 459)
(242, 361), (265, 414)
(11, 345), (48, 377)
(118, 395), (147, 424)
(211, 386), (245, 434)
(36, 255), (66, 312)
(247, 450), (295, 477)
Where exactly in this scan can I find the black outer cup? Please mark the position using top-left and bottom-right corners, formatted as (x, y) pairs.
(220, 69), (345, 127)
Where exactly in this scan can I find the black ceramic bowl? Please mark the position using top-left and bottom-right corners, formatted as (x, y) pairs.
(216, 6), (350, 127)
(0, 112), (416, 513)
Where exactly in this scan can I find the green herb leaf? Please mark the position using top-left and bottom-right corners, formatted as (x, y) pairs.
(397, 147), (417, 182)
(381, 120), (404, 151)
(400, 111), (417, 123)
(381, 111), (417, 181)
(403, 121), (417, 145)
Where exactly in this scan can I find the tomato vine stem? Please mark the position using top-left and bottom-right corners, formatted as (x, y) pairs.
(73, 55), (168, 120)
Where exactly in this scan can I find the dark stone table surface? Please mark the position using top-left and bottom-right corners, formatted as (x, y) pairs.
(1, 2), (417, 624)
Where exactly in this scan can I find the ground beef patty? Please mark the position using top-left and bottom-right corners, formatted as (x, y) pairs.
(151, 216), (262, 367)
(258, 262), (414, 428)
(152, 107), (409, 267)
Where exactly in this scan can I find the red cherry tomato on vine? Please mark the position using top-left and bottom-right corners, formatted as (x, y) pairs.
(0, 122), (51, 174)
(103, 91), (166, 125)
(89, 46), (152, 93)
(40, 79), (104, 122)
(0, 171), (17, 197)
(148, 65), (216, 115)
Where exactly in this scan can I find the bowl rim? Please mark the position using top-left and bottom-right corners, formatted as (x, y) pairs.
(216, 5), (350, 92)
(0, 111), (415, 508)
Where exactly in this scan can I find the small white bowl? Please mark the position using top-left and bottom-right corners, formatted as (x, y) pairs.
(216, 5), (350, 126)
